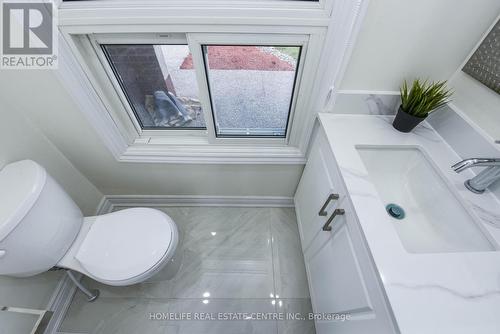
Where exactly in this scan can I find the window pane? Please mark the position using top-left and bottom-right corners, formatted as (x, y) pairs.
(202, 45), (301, 138)
(102, 44), (206, 129)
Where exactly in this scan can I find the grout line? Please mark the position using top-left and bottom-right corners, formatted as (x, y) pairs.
(268, 208), (281, 334)
(269, 208), (279, 299)
(57, 296), (312, 301)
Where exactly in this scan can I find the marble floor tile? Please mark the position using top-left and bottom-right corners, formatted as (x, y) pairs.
(59, 207), (314, 334)
(270, 208), (310, 298)
(276, 298), (315, 334)
(142, 207), (275, 299)
(160, 298), (278, 334)
(60, 295), (277, 334)
(60, 294), (167, 334)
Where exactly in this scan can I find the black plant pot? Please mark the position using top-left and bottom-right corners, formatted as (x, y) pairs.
(392, 106), (426, 133)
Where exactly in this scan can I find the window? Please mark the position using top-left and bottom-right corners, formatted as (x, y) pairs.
(67, 31), (322, 162)
(102, 44), (206, 130)
(99, 40), (302, 138)
(58, 0), (363, 163)
(202, 45), (301, 138)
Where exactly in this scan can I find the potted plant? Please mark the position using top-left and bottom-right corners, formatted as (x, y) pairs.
(393, 79), (452, 133)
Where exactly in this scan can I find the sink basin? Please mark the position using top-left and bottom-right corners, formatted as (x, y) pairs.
(357, 146), (496, 253)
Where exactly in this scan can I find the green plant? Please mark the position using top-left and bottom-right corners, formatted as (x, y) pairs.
(400, 79), (452, 118)
(274, 47), (300, 60)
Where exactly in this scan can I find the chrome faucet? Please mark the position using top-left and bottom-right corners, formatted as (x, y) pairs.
(452, 158), (500, 193)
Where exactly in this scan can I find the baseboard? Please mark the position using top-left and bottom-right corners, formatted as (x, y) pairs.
(45, 273), (79, 334)
(97, 195), (294, 213)
(95, 196), (113, 215)
(94, 195), (110, 215)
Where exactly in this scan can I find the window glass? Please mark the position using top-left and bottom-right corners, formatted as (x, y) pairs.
(202, 45), (301, 137)
(102, 44), (206, 129)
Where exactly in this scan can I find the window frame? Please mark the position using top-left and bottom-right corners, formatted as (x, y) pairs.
(100, 43), (209, 131)
(84, 31), (317, 148)
(56, 0), (369, 163)
(199, 43), (303, 139)
(190, 33), (309, 145)
(88, 33), (210, 139)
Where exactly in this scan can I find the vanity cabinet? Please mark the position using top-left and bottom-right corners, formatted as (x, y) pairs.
(295, 126), (398, 334)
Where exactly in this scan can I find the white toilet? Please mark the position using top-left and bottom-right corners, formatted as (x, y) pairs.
(0, 160), (180, 290)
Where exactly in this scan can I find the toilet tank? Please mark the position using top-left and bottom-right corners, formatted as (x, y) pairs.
(0, 160), (83, 277)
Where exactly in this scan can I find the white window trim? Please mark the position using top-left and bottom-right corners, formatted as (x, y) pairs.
(188, 33), (310, 146)
(56, 0), (369, 164)
(57, 0), (334, 28)
(88, 32), (312, 146)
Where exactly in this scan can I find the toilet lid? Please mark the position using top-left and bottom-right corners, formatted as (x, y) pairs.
(75, 208), (175, 282)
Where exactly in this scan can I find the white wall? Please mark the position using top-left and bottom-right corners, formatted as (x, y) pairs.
(9, 1), (499, 199)
(340, 0), (500, 91)
(450, 71), (500, 142)
(0, 70), (303, 197)
(0, 91), (103, 215)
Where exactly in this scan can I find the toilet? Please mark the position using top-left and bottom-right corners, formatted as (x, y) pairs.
(0, 160), (180, 288)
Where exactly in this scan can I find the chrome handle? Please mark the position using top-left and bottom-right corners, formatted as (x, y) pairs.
(318, 193), (340, 216)
(322, 208), (345, 231)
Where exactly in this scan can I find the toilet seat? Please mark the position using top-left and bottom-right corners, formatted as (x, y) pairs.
(61, 208), (178, 285)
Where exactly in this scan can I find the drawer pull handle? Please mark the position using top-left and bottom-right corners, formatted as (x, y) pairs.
(318, 193), (340, 216)
(322, 209), (345, 231)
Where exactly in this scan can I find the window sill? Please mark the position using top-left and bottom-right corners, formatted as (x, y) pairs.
(120, 142), (306, 164)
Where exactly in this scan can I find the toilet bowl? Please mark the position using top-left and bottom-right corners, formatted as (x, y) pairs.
(0, 160), (180, 286)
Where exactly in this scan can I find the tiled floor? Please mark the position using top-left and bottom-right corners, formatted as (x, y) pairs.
(59, 207), (315, 334)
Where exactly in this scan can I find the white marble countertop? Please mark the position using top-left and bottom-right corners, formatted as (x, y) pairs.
(318, 114), (500, 334)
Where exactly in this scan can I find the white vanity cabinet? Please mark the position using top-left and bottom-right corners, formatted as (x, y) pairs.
(295, 126), (398, 334)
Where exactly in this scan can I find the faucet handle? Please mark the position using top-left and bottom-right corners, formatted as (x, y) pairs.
(453, 158), (500, 193)
(452, 158), (500, 173)
(452, 159), (478, 173)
